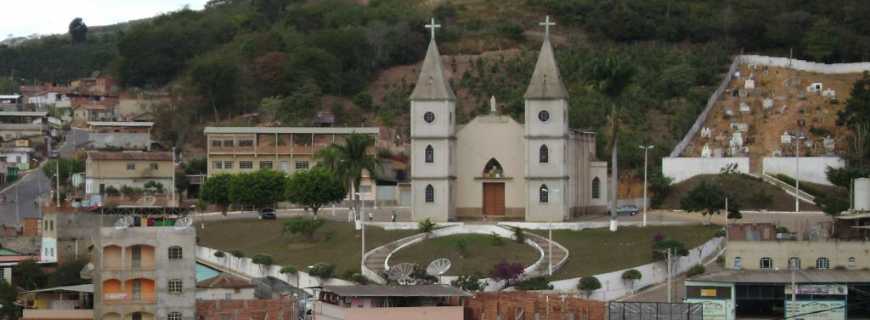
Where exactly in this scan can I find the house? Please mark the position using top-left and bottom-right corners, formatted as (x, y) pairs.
(0, 111), (48, 142)
(21, 284), (94, 320)
(84, 151), (174, 195)
(0, 247), (39, 284)
(313, 285), (469, 320)
(0, 146), (35, 170)
(196, 273), (256, 300)
(0, 94), (22, 111)
(74, 104), (115, 122)
(87, 121), (153, 150)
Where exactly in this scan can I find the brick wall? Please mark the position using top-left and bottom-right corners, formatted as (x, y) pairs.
(196, 297), (296, 320)
(465, 293), (605, 320)
(22, 218), (40, 237)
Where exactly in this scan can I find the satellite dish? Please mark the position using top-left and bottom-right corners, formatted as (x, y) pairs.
(113, 216), (132, 230)
(387, 263), (416, 285)
(426, 258), (452, 277)
(174, 215), (192, 230)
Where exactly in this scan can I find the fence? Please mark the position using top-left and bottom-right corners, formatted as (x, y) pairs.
(608, 302), (703, 320)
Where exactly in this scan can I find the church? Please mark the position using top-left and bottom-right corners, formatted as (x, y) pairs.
(410, 18), (609, 222)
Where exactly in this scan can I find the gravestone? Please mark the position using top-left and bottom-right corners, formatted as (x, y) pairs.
(744, 79), (756, 90)
(713, 148), (724, 157)
(724, 108), (734, 117)
(781, 132), (793, 144)
(779, 105), (788, 114)
(823, 136), (835, 153)
(762, 98), (774, 110)
(738, 89), (748, 98)
(701, 143), (712, 158)
(731, 122), (749, 132)
(700, 127), (712, 138)
(806, 82), (823, 93)
(730, 131), (744, 148)
(822, 89), (836, 99)
(739, 102), (751, 113)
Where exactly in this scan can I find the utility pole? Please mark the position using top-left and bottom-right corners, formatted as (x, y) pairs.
(793, 134), (805, 213)
(639, 145), (654, 227)
(548, 217), (553, 276)
(171, 147), (177, 205)
(360, 220), (366, 273)
(55, 157), (60, 207)
(666, 248), (673, 303)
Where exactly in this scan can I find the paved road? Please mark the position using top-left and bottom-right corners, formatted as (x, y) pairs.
(0, 129), (88, 226)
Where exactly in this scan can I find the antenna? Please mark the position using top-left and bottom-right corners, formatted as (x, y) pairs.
(426, 258), (452, 277)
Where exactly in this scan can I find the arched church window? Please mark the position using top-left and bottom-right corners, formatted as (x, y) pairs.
(539, 184), (549, 203)
(425, 185), (434, 203)
(539, 145), (549, 163)
(483, 158), (504, 178)
(425, 145), (434, 163)
(591, 177), (601, 199)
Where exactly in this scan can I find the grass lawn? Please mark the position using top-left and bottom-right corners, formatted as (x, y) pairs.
(389, 234), (538, 276)
(198, 219), (418, 277)
(534, 225), (721, 280)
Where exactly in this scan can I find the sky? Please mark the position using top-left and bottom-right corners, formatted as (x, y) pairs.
(2, 0), (210, 38)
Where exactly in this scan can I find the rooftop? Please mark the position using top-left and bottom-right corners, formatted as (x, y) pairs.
(690, 269), (870, 284)
(204, 126), (379, 135)
(0, 111), (47, 117)
(87, 151), (172, 161)
(197, 273), (255, 289)
(25, 284), (94, 294)
(321, 285), (471, 298)
(88, 121), (154, 128)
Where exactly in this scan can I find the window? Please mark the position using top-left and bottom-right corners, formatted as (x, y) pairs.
(132, 312), (143, 320)
(539, 184), (549, 203)
(295, 161), (309, 170)
(816, 257), (830, 270)
(425, 145), (434, 163)
(788, 257), (801, 270)
(126, 163), (136, 170)
(849, 257), (856, 269)
(223, 161), (233, 169)
(539, 145), (549, 163)
(359, 185), (372, 193)
(239, 161), (253, 169)
(167, 312), (182, 320)
(213, 161), (223, 169)
(591, 177), (601, 199)
(168, 279), (183, 294)
(425, 185), (434, 203)
(734, 257), (742, 269)
(132, 280), (142, 300)
(222, 140), (234, 147)
(49, 220), (53, 231)
(211, 140), (221, 148)
(538, 110), (550, 122)
(238, 140), (254, 147)
(131, 246), (141, 268)
(149, 163), (159, 170)
(168, 246), (182, 260)
(424, 111), (435, 123)
(260, 161), (273, 170)
(760, 257), (773, 270)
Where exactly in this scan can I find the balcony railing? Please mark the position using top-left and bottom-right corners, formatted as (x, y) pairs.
(103, 293), (155, 304)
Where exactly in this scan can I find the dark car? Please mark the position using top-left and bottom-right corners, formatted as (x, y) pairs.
(258, 208), (277, 220)
(616, 205), (640, 216)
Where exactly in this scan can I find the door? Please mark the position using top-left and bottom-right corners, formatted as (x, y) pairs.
(483, 183), (505, 215)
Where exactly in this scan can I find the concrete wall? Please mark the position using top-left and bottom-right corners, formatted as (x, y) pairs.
(662, 157), (749, 183)
(739, 55), (870, 74)
(90, 133), (151, 150)
(762, 157), (845, 186)
(726, 240), (870, 271)
(549, 237), (724, 301)
(195, 287), (256, 300)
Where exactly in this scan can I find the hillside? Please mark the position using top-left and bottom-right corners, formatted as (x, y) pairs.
(660, 174), (820, 211)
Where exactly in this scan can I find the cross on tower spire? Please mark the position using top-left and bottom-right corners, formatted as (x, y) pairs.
(539, 15), (556, 39)
(425, 17), (441, 42)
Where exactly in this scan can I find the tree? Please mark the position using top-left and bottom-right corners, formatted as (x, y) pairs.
(803, 18), (839, 62)
(47, 259), (89, 287)
(578, 276), (602, 298)
(43, 158), (85, 187)
(200, 174), (233, 215)
(307, 263), (336, 279)
(285, 168), (346, 216)
(229, 170), (287, 210)
(0, 280), (20, 319)
(652, 239), (689, 261)
(189, 53), (240, 122)
(680, 181), (726, 225)
(13, 259), (47, 290)
(315, 133), (379, 217)
(621, 269), (642, 292)
(283, 217), (326, 241)
(68, 18), (88, 43)
(489, 260), (524, 288)
(838, 72), (870, 164)
(452, 273), (487, 292)
(417, 218), (436, 234)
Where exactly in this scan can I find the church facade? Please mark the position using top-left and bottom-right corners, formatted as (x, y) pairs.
(410, 23), (608, 222)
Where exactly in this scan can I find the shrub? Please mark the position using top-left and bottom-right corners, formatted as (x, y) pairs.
(621, 269), (642, 281)
(252, 254), (273, 266)
(280, 265), (298, 274)
(452, 273), (487, 292)
(489, 233), (504, 246)
(578, 276), (602, 297)
(283, 218), (326, 241)
(230, 250), (244, 258)
(515, 276), (553, 290)
(351, 273), (369, 285)
(213, 251), (225, 258)
(418, 218), (436, 233)
(687, 264), (706, 277)
(776, 226), (790, 234)
(105, 186), (120, 196)
(513, 227), (526, 243)
(490, 260), (524, 286)
(652, 239), (689, 260)
(308, 263), (336, 279)
(455, 238), (469, 257)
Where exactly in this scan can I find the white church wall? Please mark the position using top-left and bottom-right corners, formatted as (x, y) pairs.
(526, 179), (568, 222)
(662, 157), (749, 183)
(412, 180), (452, 222)
(527, 139), (567, 178)
(411, 140), (451, 178)
(524, 99), (568, 137)
(589, 162), (608, 208)
(410, 100), (455, 138)
(762, 156), (845, 186)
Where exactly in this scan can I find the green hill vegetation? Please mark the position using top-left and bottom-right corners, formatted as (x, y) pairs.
(2, 0), (870, 170)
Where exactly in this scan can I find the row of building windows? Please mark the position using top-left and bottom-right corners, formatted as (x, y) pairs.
(740, 256), (856, 270)
(424, 145), (553, 164)
(211, 139), (255, 148)
(212, 160), (308, 170)
(126, 163), (160, 171)
(423, 182), (600, 204)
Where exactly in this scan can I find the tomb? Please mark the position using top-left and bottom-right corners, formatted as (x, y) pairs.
(762, 98), (774, 110)
(744, 79), (756, 90)
(806, 82), (823, 93)
(739, 102), (751, 113)
(701, 143), (712, 158)
(781, 132), (793, 144)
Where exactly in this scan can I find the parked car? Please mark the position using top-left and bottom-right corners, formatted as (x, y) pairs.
(258, 208), (277, 220)
(616, 205), (640, 216)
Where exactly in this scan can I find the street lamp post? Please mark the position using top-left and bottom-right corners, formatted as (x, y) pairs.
(639, 145), (654, 227)
(792, 134), (806, 213)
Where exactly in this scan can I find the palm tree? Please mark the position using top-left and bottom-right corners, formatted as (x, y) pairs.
(315, 133), (379, 219)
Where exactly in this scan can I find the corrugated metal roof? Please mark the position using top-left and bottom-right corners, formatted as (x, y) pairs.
(690, 269), (870, 284)
(25, 284), (94, 294)
(203, 127), (379, 135)
(0, 111), (47, 117)
(87, 151), (172, 161)
(197, 273), (254, 289)
(88, 121), (154, 127)
(321, 285), (471, 297)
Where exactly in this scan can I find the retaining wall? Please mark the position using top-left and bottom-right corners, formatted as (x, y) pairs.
(739, 55), (870, 74)
(662, 157), (749, 183)
(762, 156), (845, 186)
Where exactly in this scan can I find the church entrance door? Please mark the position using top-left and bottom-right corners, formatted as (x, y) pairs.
(483, 182), (505, 216)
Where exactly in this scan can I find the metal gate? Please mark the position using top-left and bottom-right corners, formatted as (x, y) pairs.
(609, 302), (703, 320)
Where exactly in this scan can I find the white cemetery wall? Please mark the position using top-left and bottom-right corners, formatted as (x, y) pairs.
(739, 55), (870, 74)
(670, 59), (740, 157)
(762, 156), (845, 186)
(662, 157), (750, 183)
